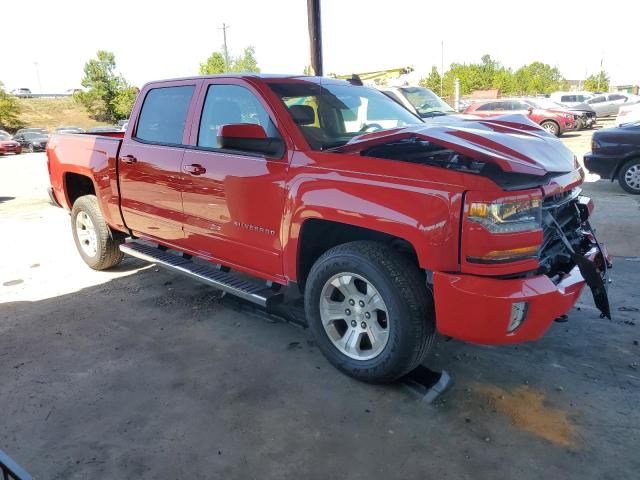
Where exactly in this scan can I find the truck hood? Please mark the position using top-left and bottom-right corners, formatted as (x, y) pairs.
(330, 114), (575, 176)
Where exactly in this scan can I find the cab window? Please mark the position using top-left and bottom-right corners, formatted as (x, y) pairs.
(135, 85), (195, 144)
(198, 84), (279, 149)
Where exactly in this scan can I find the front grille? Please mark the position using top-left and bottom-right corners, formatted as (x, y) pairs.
(538, 188), (589, 280)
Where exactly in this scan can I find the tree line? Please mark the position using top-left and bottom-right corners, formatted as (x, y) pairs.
(1, 50), (613, 130)
(420, 54), (610, 97)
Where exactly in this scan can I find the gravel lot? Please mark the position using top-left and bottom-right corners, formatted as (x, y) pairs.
(1, 125), (639, 479)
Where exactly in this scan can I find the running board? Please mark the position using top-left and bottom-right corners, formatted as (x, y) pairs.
(120, 242), (284, 309)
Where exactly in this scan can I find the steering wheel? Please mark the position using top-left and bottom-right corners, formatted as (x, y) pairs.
(358, 123), (384, 133)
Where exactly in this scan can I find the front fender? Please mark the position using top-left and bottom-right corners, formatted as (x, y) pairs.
(281, 167), (462, 281)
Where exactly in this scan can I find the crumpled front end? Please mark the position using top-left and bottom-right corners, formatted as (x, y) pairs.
(434, 187), (611, 345)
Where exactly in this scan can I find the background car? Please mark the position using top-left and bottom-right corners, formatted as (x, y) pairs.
(616, 103), (640, 127)
(585, 121), (640, 194)
(586, 92), (640, 117)
(463, 98), (575, 136)
(0, 131), (22, 155)
(54, 126), (86, 134)
(10, 88), (33, 98)
(12, 131), (49, 152)
(536, 98), (596, 129)
(15, 128), (49, 136)
(87, 126), (121, 133)
(549, 91), (593, 106)
(380, 86), (457, 119)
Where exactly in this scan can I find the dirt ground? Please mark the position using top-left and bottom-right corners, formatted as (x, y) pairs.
(1, 124), (639, 479)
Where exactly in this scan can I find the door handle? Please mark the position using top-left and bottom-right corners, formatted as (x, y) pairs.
(121, 154), (137, 164)
(183, 164), (207, 175)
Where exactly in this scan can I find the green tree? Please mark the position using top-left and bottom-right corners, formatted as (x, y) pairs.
(0, 81), (22, 129)
(584, 70), (609, 92)
(75, 50), (134, 122)
(419, 66), (442, 92)
(419, 55), (567, 98)
(513, 62), (565, 95)
(199, 52), (227, 75)
(232, 46), (260, 73)
(199, 46), (260, 75)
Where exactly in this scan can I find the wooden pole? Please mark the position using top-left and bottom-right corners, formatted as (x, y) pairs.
(307, 0), (323, 76)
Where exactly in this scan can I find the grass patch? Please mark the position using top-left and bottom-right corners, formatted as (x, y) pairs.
(16, 97), (109, 131)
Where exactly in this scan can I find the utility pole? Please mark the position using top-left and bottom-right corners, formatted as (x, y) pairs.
(597, 57), (603, 92)
(440, 41), (444, 97)
(220, 23), (230, 70)
(34, 61), (42, 93)
(307, 0), (323, 76)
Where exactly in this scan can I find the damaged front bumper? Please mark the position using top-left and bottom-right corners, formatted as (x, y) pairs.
(433, 193), (612, 345)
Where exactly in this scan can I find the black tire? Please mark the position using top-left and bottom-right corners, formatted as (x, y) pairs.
(617, 158), (640, 195)
(26, 144), (34, 153)
(304, 241), (435, 383)
(540, 120), (560, 137)
(71, 195), (125, 270)
(575, 118), (584, 130)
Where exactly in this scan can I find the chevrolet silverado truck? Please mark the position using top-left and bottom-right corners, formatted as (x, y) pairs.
(47, 75), (612, 383)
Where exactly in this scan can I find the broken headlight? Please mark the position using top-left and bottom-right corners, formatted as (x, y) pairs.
(468, 198), (542, 234)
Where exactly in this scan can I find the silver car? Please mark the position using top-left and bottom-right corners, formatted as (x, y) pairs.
(586, 93), (640, 117)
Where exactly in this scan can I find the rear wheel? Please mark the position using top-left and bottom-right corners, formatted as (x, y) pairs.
(71, 195), (125, 269)
(304, 241), (435, 383)
(575, 117), (584, 130)
(540, 120), (560, 136)
(618, 159), (640, 194)
(26, 144), (34, 153)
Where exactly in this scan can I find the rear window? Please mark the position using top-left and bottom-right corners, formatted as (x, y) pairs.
(561, 95), (576, 102)
(135, 85), (195, 144)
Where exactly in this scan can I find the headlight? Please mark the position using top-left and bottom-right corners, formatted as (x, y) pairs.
(468, 198), (542, 233)
(563, 113), (572, 119)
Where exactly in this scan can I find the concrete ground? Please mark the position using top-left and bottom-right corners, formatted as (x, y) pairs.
(1, 126), (639, 479)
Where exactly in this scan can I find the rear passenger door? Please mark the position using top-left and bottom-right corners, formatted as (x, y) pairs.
(606, 94), (628, 115)
(178, 80), (288, 281)
(118, 81), (198, 241)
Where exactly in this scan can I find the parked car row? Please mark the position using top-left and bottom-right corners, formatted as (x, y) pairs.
(0, 124), (130, 156)
(551, 90), (640, 117)
(463, 98), (577, 136)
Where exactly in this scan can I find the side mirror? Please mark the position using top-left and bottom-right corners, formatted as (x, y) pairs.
(217, 123), (283, 157)
(527, 106), (534, 115)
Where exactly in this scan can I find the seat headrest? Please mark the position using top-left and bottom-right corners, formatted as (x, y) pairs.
(289, 105), (315, 126)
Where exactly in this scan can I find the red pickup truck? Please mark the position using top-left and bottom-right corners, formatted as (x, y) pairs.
(47, 75), (611, 383)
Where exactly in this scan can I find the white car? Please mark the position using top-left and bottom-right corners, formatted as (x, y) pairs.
(549, 91), (593, 107)
(616, 103), (640, 126)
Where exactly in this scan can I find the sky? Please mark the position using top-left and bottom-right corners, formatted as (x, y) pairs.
(1, 0), (638, 93)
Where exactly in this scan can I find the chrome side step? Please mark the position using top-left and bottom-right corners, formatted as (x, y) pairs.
(120, 241), (284, 309)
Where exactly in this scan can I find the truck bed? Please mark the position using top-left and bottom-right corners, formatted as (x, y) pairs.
(47, 132), (126, 231)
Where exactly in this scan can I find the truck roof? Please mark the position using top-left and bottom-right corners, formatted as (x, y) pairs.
(142, 74), (351, 88)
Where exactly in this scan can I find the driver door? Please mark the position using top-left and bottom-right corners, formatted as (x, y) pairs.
(178, 80), (289, 281)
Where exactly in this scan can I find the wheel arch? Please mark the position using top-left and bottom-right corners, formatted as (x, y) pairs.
(294, 218), (422, 290)
(611, 153), (640, 181)
(64, 172), (97, 207)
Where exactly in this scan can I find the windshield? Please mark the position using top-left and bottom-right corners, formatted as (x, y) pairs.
(268, 81), (422, 150)
(24, 132), (47, 139)
(400, 87), (455, 117)
(528, 99), (566, 110)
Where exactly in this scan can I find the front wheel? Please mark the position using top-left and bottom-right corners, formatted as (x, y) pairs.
(304, 241), (435, 383)
(540, 120), (560, 136)
(71, 195), (125, 269)
(618, 159), (640, 194)
(26, 144), (34, 153)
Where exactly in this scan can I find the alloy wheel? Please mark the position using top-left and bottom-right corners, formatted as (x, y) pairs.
(319, 272), (390, 360)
